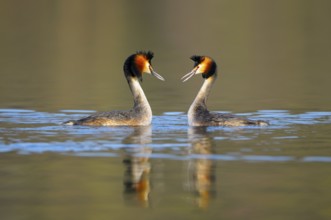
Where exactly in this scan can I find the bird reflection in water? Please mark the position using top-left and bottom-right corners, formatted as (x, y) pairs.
(122, 126), (152, 207)
(186, 126), (216, 209)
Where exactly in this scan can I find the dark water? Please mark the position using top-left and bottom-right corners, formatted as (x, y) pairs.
(1, 0), (331, 219)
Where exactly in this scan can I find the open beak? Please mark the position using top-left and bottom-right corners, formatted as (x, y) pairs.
(150, 66), (165, 81)
(181, 66), (199, 82)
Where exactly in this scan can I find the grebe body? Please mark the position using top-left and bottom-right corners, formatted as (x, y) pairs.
(182, 55), (268, 127)
(64, 51), (164, 126)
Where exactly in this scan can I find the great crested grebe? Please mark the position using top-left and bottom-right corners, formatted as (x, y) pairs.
(181, 55), (268, 126)
(63, 51), (165, 126)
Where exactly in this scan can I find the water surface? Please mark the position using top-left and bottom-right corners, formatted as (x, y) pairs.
(1, 109), (331, 220)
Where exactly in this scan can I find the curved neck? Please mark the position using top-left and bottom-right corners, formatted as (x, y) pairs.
(127, 77), (151, 112)
(189, 74), (217, 111)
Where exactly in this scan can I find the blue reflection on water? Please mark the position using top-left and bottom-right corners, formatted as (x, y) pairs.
(65, 152), (331, 163)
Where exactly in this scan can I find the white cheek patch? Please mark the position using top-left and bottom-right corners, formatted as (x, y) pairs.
(197, 64), (206, 74)
(144, 63), (151, 74)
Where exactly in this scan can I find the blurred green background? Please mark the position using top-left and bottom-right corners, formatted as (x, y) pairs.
(1, 0), (331, 114)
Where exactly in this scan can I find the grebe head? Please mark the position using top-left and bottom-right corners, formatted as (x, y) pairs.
(181, 55), (217, 82)
(124, 51), (165, 82)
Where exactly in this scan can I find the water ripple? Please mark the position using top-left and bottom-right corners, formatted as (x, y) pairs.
(0, 109), (331, 161)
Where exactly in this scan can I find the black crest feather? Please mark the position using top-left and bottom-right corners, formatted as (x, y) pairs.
(136, 50), (154, 61)
(190, 55), (204, 67)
